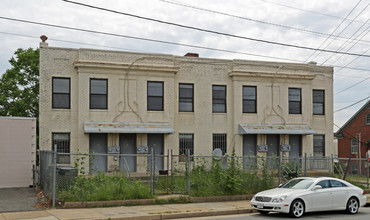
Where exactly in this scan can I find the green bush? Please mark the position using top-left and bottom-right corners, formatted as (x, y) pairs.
(58, 172), (153, 202)
(189, 151), (275, 197)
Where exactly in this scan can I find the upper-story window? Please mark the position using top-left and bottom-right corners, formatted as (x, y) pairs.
(212, 85), (226, 113)
(243, 86), (256, 113)
(90, 79), (108, 109)
(289, 88), (301, 114)
(313, 90), (325, 115)
(52, 77), (70, 109)
(147, 81), (164, 111)
(179, 83), (194, 112)
(366, 113), (370, 125)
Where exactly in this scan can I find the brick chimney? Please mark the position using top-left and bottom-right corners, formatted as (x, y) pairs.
(184, 53), (199, 57)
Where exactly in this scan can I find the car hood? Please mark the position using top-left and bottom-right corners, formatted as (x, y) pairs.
(255, 188), (307, 197)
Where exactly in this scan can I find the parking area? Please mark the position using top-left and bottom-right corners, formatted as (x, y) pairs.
(0, 187), (39, 213)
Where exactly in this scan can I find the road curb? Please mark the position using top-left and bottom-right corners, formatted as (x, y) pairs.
(110, 208), (257, 220)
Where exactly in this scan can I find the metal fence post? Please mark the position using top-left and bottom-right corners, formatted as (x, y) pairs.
(367, 158), (369, 188)
(186, 149), (191, 195)
(304, 153), (307, 176)
(52, 144), (57, 207)
(150, 150), (154, 195)
(331, 154), (334, 173)
(170, 149), (173, 194)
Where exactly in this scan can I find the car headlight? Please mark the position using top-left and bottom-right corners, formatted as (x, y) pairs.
(272, 195), (287, 203)
(252, 195), (256, 201)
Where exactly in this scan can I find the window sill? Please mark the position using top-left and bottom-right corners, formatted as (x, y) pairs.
(51, 108), (71, 111)
(90, 109), (108, 112)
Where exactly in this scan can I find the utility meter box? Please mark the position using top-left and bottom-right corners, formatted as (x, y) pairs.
(137, 146), (148, 154)
(280, 145), (291, 152)
(108, 146), (120, 154)
(257, 145), (268, 152)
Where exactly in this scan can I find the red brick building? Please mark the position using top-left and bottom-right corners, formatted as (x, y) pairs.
(335, 100), (370, 175)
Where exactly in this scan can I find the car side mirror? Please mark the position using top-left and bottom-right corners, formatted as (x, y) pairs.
(313, 185), (322, 191)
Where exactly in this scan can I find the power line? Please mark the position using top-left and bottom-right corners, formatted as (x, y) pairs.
(335, 77), (370, 95)
(305, 0), (364, 62)
(59, 0), (370, 58)
(334, 96), (370, 113)
(321, 2), (370, 65)
(259, 0), (369, 25)
(157, 0), (370, 45)
(1, 28), (370, 76)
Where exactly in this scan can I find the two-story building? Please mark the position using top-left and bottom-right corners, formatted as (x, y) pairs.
(39, 38), (334, 173)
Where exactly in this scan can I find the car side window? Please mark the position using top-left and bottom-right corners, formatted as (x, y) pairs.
(316, 180), (329, 189)
(330, 180), (347, 187)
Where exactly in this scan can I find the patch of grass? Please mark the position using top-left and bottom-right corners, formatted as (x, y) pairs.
(58, 172), (153, 202)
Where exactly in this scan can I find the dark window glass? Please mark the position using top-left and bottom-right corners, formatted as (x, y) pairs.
(179, 84), (193, 112)
(147, 81), (164, 111)
(52, 77), (70, 109)
(289, 88), (301, 114)
(313, 90), (325, 115)
(90, 79), (107, 109)
(330, 180), (347, 187)
(243, 86), (256, 113)
(366, 114), (370, 125)
(179, 134), (194, 161)
(213, 134), (227, 155)
(52, 133), (70, 164)
(313, 135), (325, 157)
(212, 85), (226, 113)
(316, 180), (329, 189)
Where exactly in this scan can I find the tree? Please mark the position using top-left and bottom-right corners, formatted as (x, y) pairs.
(0, 48), (39, 117)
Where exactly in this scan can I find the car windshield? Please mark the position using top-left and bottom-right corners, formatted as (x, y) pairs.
(279, 179), (314, 189)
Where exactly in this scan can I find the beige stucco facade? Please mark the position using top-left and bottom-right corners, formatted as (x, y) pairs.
(39, 42), (334, 172)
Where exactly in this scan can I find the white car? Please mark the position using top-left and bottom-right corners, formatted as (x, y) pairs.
(251, 177), (367, 218)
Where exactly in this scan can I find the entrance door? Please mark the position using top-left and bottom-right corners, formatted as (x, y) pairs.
(266, 134), (280, 168)
(148, 134), (164, 171)
(243, 134), (257, 169)
(289, 134), (302, 159)
(119, 133), (137, 172)
(89, 133), (107, 174)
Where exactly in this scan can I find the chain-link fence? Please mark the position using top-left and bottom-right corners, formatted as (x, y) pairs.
(39, 150), (370, 206)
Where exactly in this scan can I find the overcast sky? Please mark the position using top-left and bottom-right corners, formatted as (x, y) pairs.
(1, 0), (370, 130)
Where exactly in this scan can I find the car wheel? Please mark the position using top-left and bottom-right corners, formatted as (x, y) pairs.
(346, 197), (359, 214)
(257, 210), (269, 215)
(289, 199), (305, 218)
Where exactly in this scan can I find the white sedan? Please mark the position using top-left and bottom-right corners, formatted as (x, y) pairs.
(251, 177), (367, 218)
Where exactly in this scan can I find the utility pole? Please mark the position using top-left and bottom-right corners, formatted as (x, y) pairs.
(357, 133), (362, 175)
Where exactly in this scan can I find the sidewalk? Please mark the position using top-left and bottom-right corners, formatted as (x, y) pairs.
(0, 196), (369, 220)
(0, 200), (253, 220)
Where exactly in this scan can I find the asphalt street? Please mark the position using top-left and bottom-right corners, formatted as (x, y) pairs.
(178, 207), (370, 220)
